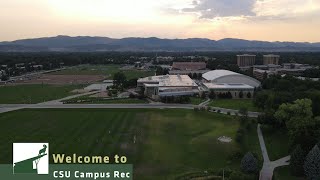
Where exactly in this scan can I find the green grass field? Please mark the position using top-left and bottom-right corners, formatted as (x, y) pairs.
(261, 125), (290, 161)
(208, 99), (260, 112)
(261, 125), (302, 180)
(0, 109), (261, 179)
(64, 97), (148, 104)
(190, 97), (206, 105)
(273, 166), (306, 180)
(0, 84), (81, 104)
(52, 65), (155, 79)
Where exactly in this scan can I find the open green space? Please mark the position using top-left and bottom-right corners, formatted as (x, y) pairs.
(0, 109), (261, 179)
(261, 126), (303, 180)
(0, 84), (81, 104)
(64, 97), (148, 104)
(274, 166), (306, 180)
(190, 97), (206, 105)
(261, 125), (290, 161)
(208, 99), (260, 112)
(51, 65), (155, 79)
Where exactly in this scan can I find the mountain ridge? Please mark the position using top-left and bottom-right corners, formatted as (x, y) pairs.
(0, 35), (319, 52)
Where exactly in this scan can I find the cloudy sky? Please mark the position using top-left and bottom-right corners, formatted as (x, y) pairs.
(0, 0), (319, 42)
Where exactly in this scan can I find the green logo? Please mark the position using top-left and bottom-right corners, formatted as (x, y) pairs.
(13, 143), (49, 174)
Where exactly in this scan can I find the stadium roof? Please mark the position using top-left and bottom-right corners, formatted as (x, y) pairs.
(202, 70), (240, 81)
(203, 70), (261, 87)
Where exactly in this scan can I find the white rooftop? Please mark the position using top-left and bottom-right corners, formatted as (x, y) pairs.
(138, 75), (197, 87)
(204, 83), (254, 90)
(202, 70), (239, 81)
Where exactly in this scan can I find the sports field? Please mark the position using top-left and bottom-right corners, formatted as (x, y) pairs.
(51, 65), (155, 79)
(0, 84), (82, 104)
(0, 109), (260, 179)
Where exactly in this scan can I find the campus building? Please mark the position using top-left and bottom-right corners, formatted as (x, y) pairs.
(137, 75), (199, 100)
(237, 54), (256, 67)
(169, 62), (209, 76)
(253, 63), (314, 79)
(202, 70), (261, 99)
(263, 54), (280, 65)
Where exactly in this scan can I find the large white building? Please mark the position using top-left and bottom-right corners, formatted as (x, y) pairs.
(202, 70), (261, 98)
(137, 75), (199, 100)
(202, 70), (261, 87)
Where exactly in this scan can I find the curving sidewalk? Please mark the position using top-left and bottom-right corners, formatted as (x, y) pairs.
(258, 124), (290, 180)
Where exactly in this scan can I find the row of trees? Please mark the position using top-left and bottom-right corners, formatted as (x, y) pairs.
(254, 75), (320, 116)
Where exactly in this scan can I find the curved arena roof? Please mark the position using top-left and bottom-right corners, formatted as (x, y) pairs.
(202, 70), (239, 81)
(202, 70), (261, 87)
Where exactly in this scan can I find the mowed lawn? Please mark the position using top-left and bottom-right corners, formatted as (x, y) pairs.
(261, 125), (303, 180)
(208, 99), (260, 112)
(0, 84), (81, 104)
(0, 109), (260, 179)
(51, 65), (155, 79)
(190, 97), (206, 105)
(64, 97), (148, 104)
(261, 125), (290, 161)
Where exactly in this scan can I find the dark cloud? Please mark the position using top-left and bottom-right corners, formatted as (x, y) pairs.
(192, 0), (199, 5)
(183, 0), (257, 18)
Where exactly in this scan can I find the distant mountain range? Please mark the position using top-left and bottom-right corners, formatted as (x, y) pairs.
(0, 35), (320, 52)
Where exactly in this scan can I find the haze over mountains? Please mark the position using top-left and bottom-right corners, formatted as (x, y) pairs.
(0, 35), (320, 52)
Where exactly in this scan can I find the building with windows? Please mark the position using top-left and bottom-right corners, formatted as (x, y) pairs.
(203, 83), (254, 99)
(169, 62), (209, 76)
(137, 75), (199, 100)
(202, 70), (261, 87)
(202, 70), (260, 99)
(237, 54), (256, 67)
(263, 54), (280, 65)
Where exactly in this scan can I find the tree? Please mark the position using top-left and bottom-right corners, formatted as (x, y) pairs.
(113, 72), (127, 89)
(275, 99), (320, 149)
(239, 91), (244, 98)
(156, 66), (163, 75)
(275, 99), (313, 128)
(208, 90), (216, 99)
(241, 152), (258, 174)
(239, 107), (248, 118)
(200, 92), (206, 99)
(290, 145), (306, 176)
(304, 145), (320, 179)
(247, 92), (252, 99)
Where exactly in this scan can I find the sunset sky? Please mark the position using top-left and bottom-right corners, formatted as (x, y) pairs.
(1, 0), (320, 42)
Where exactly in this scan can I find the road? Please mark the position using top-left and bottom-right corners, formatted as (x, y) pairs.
(0, 102), (261, 118)
(258, 124), (290, 180)
(0, 92), (261, 117)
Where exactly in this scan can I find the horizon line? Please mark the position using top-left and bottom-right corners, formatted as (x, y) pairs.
(1, 35), (319, 44)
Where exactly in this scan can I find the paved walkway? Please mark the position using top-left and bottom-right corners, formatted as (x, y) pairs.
(0, 91), (99, 114)
(199, 99), (210, 106)
(258, 124), (290, 180)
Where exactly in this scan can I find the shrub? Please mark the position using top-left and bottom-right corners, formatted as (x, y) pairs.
(241, 152), (259, 174)
(227, 111), (231, 115)
(290, 145), (306, 176)
(304, 145), (320, 179)
(236, 127), (246, 143)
